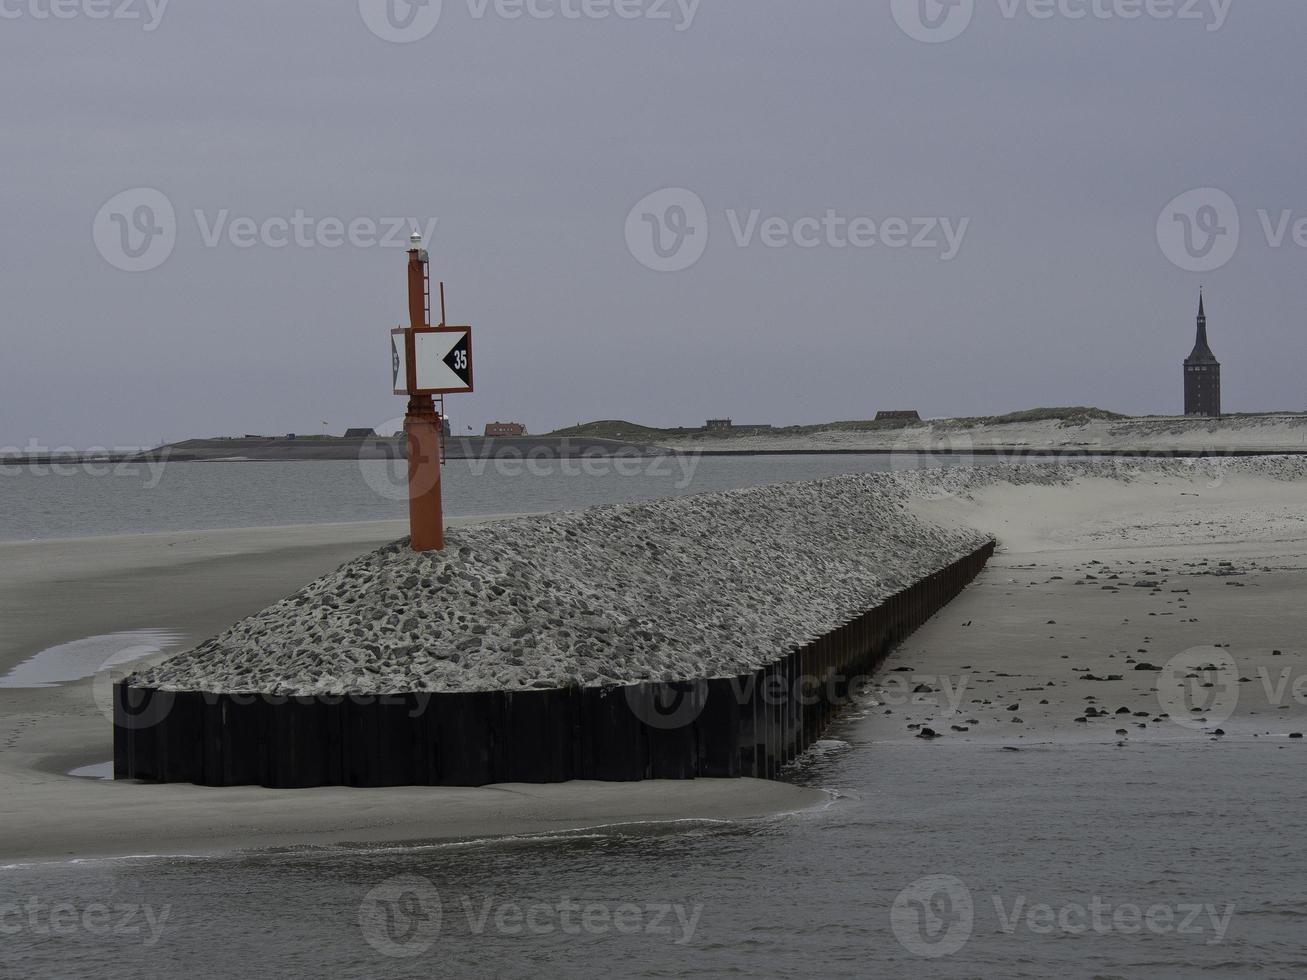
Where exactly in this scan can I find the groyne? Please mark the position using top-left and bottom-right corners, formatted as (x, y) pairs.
(114, 540), (994, 787)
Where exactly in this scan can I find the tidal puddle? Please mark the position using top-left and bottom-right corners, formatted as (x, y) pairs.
(67, 762), (114, 780)
(0, 630), (183, 689)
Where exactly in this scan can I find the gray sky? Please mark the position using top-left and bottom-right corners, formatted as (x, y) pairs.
(3, 0), (1305, 449)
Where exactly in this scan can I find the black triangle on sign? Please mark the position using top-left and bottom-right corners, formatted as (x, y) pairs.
(391, 335), (401, 389)
(443, 334), (471, 385)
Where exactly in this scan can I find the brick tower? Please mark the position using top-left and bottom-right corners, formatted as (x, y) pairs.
(1183, 290), (1221, 417)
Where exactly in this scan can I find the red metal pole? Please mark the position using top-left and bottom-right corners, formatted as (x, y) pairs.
(405, 242), (444, 552)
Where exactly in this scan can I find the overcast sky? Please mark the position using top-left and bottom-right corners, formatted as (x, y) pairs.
(2, 0), (1304, 448)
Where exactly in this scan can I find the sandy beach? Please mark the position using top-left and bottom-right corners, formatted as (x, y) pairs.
(664, 414), (1307, 455)
(4, 459), (1304, 863)
(873, 462), (1307, 744)
(0, 518), (823, 864)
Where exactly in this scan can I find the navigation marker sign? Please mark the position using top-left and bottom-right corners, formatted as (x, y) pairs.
(392, 326), (473, 396)
(391, 332), (405, 393)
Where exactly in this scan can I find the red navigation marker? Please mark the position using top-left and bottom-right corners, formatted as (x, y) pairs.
(393, 233), (474, 552)
(390, 326), (473, 396)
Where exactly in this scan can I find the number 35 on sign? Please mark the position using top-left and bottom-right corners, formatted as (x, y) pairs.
(391, 326), (474, 396)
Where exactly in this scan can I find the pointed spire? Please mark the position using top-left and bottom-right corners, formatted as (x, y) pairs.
(1188, 288), (1215, 362)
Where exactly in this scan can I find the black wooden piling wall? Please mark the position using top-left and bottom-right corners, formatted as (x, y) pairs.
(114, 541), (994, 787)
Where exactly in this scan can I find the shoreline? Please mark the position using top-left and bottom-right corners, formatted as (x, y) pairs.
(880, 465), (1307, 747)
(4, 459), (1306, 862)
(8, 446), (1307, 468)
(0, 514), (824, 864)
(0, 776), (828, 865)
(673, 447), (1307, 458)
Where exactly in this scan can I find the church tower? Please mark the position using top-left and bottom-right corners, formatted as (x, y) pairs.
(1184, 290), (1221, 417)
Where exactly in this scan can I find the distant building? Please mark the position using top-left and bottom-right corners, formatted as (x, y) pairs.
(485, 422), (528, 437)
(344, 427), (376, 439)
(1184, 291), (1222, 418)
(875, 411), (922, 422)
(704, 419), (772, 433)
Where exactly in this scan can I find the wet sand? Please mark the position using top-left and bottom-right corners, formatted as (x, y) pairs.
(871, 468), (1307, 744)
(0, 518), (823, 863)
(4, 462), (1304, 862)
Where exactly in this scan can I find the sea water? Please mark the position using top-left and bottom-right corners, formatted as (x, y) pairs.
(2, 730), (1300, 978)
(0, 454), (1037, 542)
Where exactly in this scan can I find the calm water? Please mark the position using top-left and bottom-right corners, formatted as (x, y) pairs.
(4, 733), (1302, 978)
(4, 453), (1299, 977)
(0, 453), (1032, 541)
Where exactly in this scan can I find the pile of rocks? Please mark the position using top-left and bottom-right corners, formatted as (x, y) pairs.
(133, 473), (989, 696)
(134, 457), (1307, 697)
